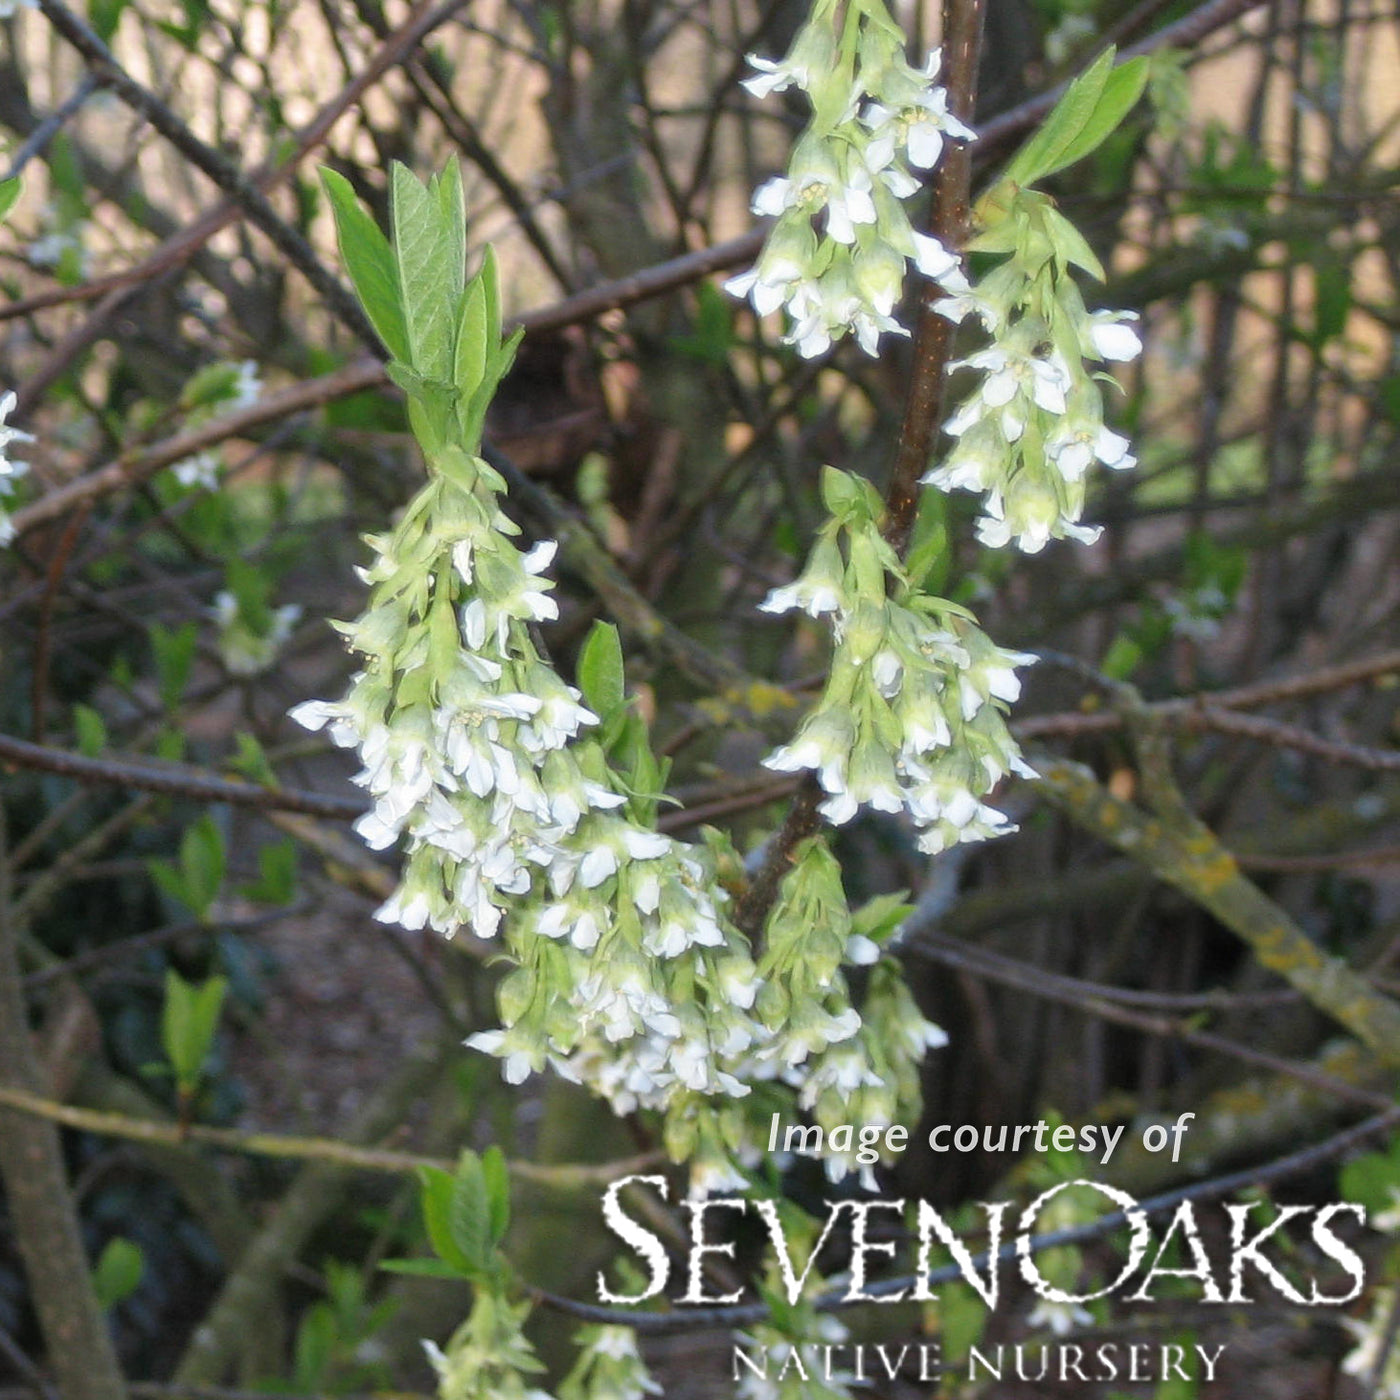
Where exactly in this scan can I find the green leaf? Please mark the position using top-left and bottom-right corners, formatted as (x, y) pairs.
(1100, 632), (1144, 681)
(453, 277), (489, 405)
(73, 704), (107, 757)
(378, 1256), (471, 1280)
(243, 840), (297, 905)
(229, 731), (277, 786)
(293, 1304), (335, 1390)
(1043, 206), (1106, 280)
(1052, 57), (1148, 177)
(904, 489), (949, 594)
(673, 281), (735, 365)
(1340, 1141), (1400, 1215)
(161, 969), (228, 1091)
(577, 621), (626, 718)
(0, 177), (21, 224)
(1003, 47), (1117, 188)
(446, 1152), (491, 1274)
(92, 1238), (143, 1309)
(417, 1166), (470, 1274)
(1048, 57), (1149, 177)
(150, 621), (196, 712)
(1002, 50), (1148, 189)
(431, 157), (467, 307)
(224, 557), (273, 635)
(179, 362), (244, 413)
(481, 1145), (510, 1246)
(179, 815), (226, 919)
(321, 168), (410, 363)
(391, 164), (458, 381)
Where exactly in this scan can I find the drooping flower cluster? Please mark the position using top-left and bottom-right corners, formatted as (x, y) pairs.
(423, 1292), (552, 1400)
(748, 840), (945, 1183)
(924, 195), (1142, 551)
(0, 390), (32, 545)
(761, 466), (1035, 854)
(295, 166), (947, 1228)
(559, 1325), (660, 1400)
(726, 1), (972, 356)
(291, 452), (767, 1118)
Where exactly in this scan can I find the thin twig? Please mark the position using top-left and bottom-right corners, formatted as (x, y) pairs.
(33, 0), (379, 347)
(0, 731), (366, 821)
(884, 0), (984, 552)
(907, 928), (1395, 1110)
(0, 1084), (662, 1189)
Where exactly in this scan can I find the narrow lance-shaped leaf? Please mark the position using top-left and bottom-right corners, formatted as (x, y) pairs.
(390, 163), (457, 381)
(1046, 56), (1150, 177)
(321, 168), (411, 362)
(1003, 47), (1117, 188)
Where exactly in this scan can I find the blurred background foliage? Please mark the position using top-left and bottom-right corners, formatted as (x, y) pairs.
(1, 0), (1399, 1394)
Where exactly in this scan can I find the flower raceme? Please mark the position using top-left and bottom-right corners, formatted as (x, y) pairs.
(725, 0), (972, 358)
(923, 186), (1144, 552)
(288, 453), (764, 1116)
(0, 391), (33, 545)
(761, 467), (1035, 855)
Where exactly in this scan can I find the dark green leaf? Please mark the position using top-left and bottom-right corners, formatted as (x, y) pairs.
(73, 704), (107, 757)
(150, 621), (196, 712)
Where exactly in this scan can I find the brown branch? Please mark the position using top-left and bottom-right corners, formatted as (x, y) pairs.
(33, 0), (379, 346)
(9, 0), (468, 415)
(0, 810), (129, 1400)
(0, 1083), (660, 1189)
(1035, 754), (1400, 1069)
(907, 928), (1395, 1110)
(884, 0), (984, 553)
(0, 731), (366, 821)
(1017, 647), (1400, 754)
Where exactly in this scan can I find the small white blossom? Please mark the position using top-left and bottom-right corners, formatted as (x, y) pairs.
(172, 451), (221, 489)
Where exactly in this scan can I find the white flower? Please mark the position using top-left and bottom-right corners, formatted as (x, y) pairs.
(863, 62), (976, 171)
(0, 392), (33, 480)
(740, 23), (834, 100)
(232, 360), (262, 409)
(1089, 310), (1142, 361)
(465, 1029), (538, 1084)
(1047, 420), (1136, 480)
(1028, 1299), (1093, 1336)
(171, 451), (221, 489)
